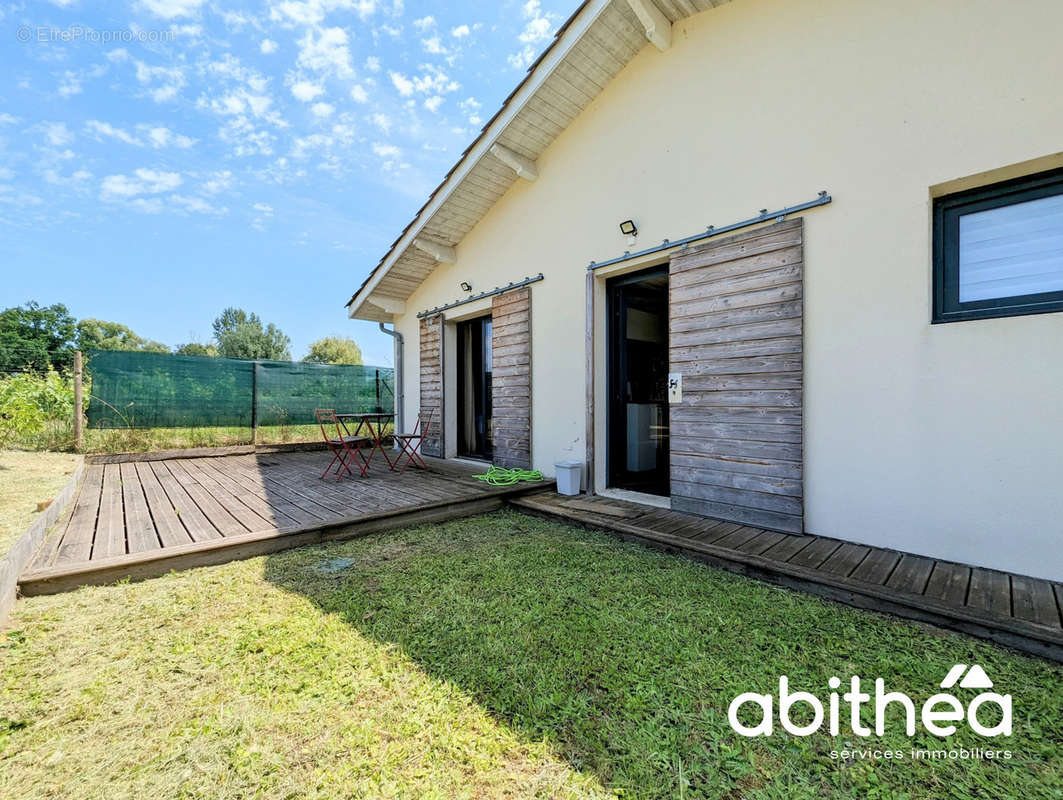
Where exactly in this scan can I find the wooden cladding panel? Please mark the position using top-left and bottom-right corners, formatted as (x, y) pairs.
(669, 219), (804, 534)
(419, 316), (443, 458)
(492, 287), (531, 469)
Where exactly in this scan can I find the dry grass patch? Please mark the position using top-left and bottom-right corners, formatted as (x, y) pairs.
(0, 451), (80, 558)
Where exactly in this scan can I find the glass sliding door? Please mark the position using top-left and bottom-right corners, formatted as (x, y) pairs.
(607, 266), (670, 496)
(457, 315), (493, 460)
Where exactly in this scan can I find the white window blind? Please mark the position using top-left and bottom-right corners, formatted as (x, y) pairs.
(958, 193), (1063, 302)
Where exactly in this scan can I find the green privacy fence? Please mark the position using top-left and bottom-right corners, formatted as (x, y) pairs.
(85, 350), (394, 429)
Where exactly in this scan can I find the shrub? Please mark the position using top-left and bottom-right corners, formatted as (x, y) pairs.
(0, 370), (77, 448)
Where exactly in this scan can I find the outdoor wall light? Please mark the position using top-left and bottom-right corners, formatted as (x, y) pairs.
(619, 219), (638, 237)
(460, 281), (473, 292)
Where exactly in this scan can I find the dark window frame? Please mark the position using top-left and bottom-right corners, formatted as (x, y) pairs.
(933, 166), (1063, 323)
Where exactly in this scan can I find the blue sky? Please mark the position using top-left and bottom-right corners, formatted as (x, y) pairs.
(0, 0), (572, 365)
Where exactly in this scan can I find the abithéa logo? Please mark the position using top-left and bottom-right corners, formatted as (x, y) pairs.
(728, 664), (1011, 738)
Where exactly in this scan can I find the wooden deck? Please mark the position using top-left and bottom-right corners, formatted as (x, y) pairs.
(20, 452), (551, 595)
(512, 492), (1063, 662)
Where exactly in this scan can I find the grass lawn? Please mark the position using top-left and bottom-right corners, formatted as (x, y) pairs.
(2, 512), (1060, 799)
(0, 450), (81, 559)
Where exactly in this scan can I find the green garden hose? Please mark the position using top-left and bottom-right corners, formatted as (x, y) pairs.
(472, 465), (544, 486)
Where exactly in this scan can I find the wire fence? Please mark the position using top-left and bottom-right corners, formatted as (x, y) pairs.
(82, 350), (394, 430)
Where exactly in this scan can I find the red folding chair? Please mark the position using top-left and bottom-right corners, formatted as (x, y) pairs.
(394, 409), (434, 473)
(316, 409), (371, 480)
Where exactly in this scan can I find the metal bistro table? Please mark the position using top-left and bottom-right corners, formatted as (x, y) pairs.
(337, 412), (396, 471)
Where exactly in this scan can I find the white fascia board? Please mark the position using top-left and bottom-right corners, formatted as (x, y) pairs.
(347, 0), (614, 319)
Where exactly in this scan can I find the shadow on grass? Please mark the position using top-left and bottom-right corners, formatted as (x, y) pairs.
(261, 510), (1063, 800)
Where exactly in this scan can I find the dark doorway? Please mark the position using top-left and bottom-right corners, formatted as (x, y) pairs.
(457, 316), (493, 460)
(607, 266), (670, 496)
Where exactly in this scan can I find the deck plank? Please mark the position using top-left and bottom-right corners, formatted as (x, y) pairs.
(849, 548), (901, 587)
(711, 526), (765, 552)
(134, 461), (192, 549)
(148, 461), (223, 542)
(184, 459), (297, 530)
(734, 530), (787, 556)
(819, 542), (871, 578)
(692, 521), (743, 544)
(94, 463), (126, 559)
(967, 568), (1011, 617)
(182, 459), (293, 532)
(120, 462), (160, 555)
(924, 562), (971, 607)
(55, 465), (103, 565)
(759, 532), (814, 563)
(162, 461), (248, 536)
(200, 459), (324, 527)
(787, 537), (842, 570)
(886, 554), (935, 595)
(1012, 576), (1061, 628)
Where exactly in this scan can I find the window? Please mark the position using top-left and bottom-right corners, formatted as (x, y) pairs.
(933, 167), (1063, 323)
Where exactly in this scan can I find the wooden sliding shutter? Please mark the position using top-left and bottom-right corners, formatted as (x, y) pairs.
(669, 218), (804, 533)
(491, 287), (532, 468)
(419, 315), (443, 458)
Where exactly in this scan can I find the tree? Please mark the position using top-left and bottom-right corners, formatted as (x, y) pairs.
(0, 301), (77, 372)
(212, 308), (291, 361)
(303, 336), (363, 365)
(175, 342), (219, 358)
(76, 318), (169, 354)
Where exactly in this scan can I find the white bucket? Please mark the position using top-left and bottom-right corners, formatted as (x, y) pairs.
(554, 460), (583, 496)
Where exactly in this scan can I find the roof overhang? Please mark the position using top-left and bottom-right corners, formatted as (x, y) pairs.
(347, 0), (729, 322)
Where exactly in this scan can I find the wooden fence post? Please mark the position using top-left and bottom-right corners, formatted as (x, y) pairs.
(73, 350), (84, 453)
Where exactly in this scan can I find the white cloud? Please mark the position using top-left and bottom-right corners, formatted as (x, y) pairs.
(139, 0), (206, 19)
(0, 168), (13, 180)
(134, 61), (186, 102)
(171, 194), (227, 214)
(422, 36), (445, 55)
(451, 24), (470, 38)
(201, 171), (233, 194)
(85, 120), (139, 145)
(510, 0), (556, 68)
(372, 142), (399, 158)
(311, 102), (335, 118)
(410, 66), (459, 94)
(297, 26), (353, 77)
(58, 71), (83, 98)
(350, 84), (368, 103)
(270, 0), (377, 27)
(253, 202), (274, 214)
(260, 39), (278, 54)
(44, 122), (74, 147)
(290, 80), (324, 102)
(508, 46), (536, 70)
(365, 56), (381, 72)
(219, 117), (275, 156)
(423, 95), (443, 112)
(412, 15), (434, 31)
(100, 168), (182, 201)
(144, 125), (196, 148)
(389, 71), (414, 96)
(0, 113), (18, 126)
(371, 113), (391, 134)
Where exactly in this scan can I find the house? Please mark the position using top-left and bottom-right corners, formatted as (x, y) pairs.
(346, 0), (1063, 582)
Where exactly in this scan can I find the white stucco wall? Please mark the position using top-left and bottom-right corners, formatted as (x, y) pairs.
(392, 0), (1063, 580)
